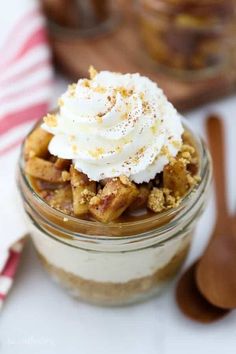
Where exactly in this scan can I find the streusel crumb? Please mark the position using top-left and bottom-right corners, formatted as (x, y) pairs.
(43, 113), (57, 128)
(89, 196), (101, 206)
(89, 65), (97, 79)
(119, 175), (132, 186)
(147, 188), (165, 212)
(62, 171), (71, 182)
(79, 189), (96, 205)
(148, 188), (180, 213)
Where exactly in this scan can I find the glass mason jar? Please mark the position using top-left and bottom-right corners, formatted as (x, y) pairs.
(136, 0), (236, 79)
(17, 119), (212, 306)
(41, 0), (120, 37)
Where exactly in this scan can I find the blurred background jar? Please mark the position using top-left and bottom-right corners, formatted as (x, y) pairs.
(136, 0), (236, 79)
(41, 0), (119, 37)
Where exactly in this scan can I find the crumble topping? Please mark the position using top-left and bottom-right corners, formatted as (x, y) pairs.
(148, 188), (180, 213)
(79, 189), (96, 205)
(58, 98), (64, 107)
(88, 147), (105, 159)
(61, 171), (71, 182)
(89, 65), (98, 79)
(89, 195), (101, 206)
(72, 144), (78, 154)
(68, 83), (77, 97)
(43, 113), (57, 128)
(119, 175), (132, 186)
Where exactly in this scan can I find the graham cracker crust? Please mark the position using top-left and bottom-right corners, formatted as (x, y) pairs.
(36, 242), (190, 305)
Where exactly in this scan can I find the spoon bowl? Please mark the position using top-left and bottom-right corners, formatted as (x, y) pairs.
(176, 261), (230, 323)
(196, 218), (236, 309)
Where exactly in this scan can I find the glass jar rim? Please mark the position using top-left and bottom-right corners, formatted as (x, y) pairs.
(18, 117), (212, 244)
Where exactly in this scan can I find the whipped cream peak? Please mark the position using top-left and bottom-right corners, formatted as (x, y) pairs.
(42, 69), (184, 183)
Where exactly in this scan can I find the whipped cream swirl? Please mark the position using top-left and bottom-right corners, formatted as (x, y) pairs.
(42, 70), (184, 183)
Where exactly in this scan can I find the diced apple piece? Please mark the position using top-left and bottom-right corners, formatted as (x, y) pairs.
(70, 166), (96, 216)
(89, 176), (139, 223)
(54, 158), (71, 171)
(128, 184), (150, 211)
(24, 127), (52, 160)
(44, 185), (73, 214)
(25, 157), (70, 183)
(163, 160), (190, 197)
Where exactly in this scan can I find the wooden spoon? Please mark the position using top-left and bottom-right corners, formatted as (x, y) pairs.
(175, 115), (234, 322)
(196, 116), (236, 309)
(176, 261), (229, 323)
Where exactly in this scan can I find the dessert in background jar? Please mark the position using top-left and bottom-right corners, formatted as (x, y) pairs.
(41, 0), (119, 36)
(18, 68), (212, 305)
(137, 0), (236, 79)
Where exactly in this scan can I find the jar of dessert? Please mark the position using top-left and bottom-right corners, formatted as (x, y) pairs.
(136, 0), (236, 79)
(17, 70), (212, 306)
(41, 0), (120, 37)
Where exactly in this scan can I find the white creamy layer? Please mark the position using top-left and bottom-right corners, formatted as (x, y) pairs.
(28, 220), (190, 283)
(42, 70), (183, 183)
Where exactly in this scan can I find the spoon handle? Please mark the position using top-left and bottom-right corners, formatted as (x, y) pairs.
(206, 115), (229, 230)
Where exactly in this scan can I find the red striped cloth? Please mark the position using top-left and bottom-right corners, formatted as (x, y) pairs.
(0, 0), (53, 309)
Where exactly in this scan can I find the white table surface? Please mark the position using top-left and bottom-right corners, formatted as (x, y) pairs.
(1, 75), (236, 354)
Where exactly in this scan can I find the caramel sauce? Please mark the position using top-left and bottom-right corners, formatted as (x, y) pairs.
(29, 175), (155, 223)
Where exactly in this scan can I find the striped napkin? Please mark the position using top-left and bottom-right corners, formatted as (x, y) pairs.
(0, 0), (53, 309)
